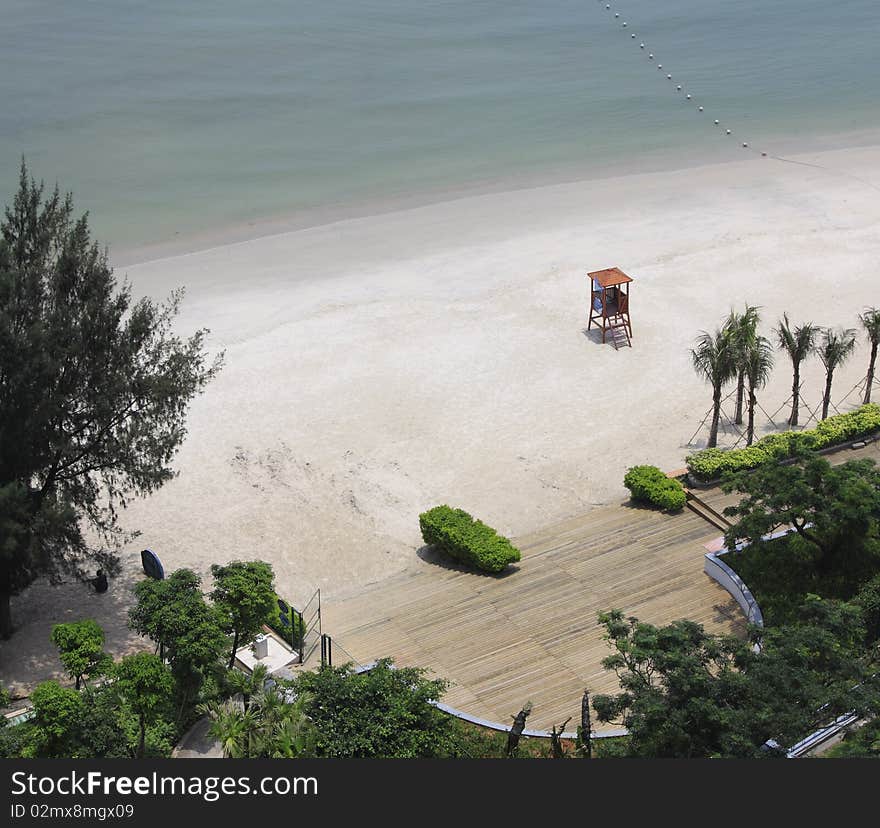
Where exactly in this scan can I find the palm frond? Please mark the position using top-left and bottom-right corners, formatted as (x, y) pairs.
(860, 308), (880, 345)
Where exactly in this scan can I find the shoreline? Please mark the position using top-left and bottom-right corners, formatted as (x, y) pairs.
(112, 124), (880, 270)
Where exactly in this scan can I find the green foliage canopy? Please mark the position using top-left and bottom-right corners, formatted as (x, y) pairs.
(210, 560), (276, 668)
(291, 658), (455, 758)
(722, 454), (880, 587)
(26, 680), (84, 758)
(50, 619), (108, 690)
(592, 604), (880, 758)
(0, 163), (222, 637)
(113, 653), (174, 758)
(128, 568), (227, 715)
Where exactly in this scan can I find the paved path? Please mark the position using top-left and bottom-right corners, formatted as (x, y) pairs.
(172, 716), (223, 759)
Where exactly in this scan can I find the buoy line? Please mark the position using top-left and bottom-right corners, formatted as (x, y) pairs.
(593, 1), (880, 193)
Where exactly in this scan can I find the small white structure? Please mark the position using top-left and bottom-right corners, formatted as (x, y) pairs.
(234, 629), (299, 676)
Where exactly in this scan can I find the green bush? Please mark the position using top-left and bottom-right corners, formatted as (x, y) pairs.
(419, 506), (521, 573)
(623, 466), (687, 511)
(265, 594), (306, 650)
(686, 404), (880, 481)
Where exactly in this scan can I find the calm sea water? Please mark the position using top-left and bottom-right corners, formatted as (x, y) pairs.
(1, 0), (879, 253)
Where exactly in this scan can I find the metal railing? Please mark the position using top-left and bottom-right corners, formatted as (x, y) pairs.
(298, 588), (322, 665)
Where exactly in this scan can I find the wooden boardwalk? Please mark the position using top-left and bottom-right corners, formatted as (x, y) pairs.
(323, 440), (880, 733)
(323, 502), (743, 734)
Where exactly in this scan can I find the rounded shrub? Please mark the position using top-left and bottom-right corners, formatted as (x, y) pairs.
(419, 506), (521, 573)
(623, 466), (687, 512)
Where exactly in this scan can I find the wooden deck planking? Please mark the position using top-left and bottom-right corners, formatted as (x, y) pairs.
(323, 496), (746, 733)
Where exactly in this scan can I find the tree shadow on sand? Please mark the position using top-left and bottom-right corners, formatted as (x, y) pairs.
(415, 546), (521, 579)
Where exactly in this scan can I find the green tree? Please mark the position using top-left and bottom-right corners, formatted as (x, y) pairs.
(722, 453), (880, 587)
(817, 327), (857, 420)
(128, 568), (227, 719)
(592, 604), (879, 758)
(113, 653), (173, 759)
(724, 305), (760, 426)
(26, 680), (84, 758)
(292, 658), (454, 758)
(75, 684), (135, 759)
(691, 327), (736, 448)
(860, 308), (880, 405)
(744, 334), (774, 446)
(50, 619), (109, 690)
(0, 163), (222, 637)
(210, 561), (276, 668)
(775, 315), (818, 427)
(853, 574), (880, 645)
(746, 596), (879, 747)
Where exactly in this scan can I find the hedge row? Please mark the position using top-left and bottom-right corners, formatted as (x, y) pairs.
(419, 505), (521, 573)
(686, 403), (880, 481)
(623, 465), (687, 511)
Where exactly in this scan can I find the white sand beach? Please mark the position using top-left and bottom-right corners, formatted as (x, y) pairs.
(3, 143), (880, 694)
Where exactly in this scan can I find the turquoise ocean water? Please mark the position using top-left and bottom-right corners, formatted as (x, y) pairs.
(1, 0), (879, 254)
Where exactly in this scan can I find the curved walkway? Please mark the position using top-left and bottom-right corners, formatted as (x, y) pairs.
(324, 501), (745, 734)
(172, 716), (223, 759)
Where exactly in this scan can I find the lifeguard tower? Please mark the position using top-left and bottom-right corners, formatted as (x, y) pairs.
(587, 267), (633, 347)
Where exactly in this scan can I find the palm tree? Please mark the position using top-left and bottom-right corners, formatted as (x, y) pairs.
(744, 335), (774, 445)
(724, 305), (760, 425)
(202, 684), (314, 758)
(775, 315), (818, 427)
(225, 663), (268, 713)
(203, 702), (254, 758)
(859, 308), (880, 404)
(817, 327), (858, 420)
(256, 691), (315, 758)
(691, 328), (736, 448)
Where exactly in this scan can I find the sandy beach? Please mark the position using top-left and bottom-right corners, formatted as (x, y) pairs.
(3, 143), (879, 695)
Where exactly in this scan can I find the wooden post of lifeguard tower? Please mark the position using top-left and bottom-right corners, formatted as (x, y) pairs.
(587, 267), (633, 347)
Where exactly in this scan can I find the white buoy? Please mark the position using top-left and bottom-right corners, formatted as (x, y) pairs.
(742, 142), (749, 148)
(667, 74), (672, 80)
(657, 64), (662, 69)
(648, 54), (654, 59)
(631, 34), (636, 38)
(686, 94), (692, 100)
(726, 129), (732, 135)
(698, 106), (704, 112)
(676, 85), (682, 91)
(714, 120), (720, 125)
(605, 4), (610, 9)
(622, 22), (627, 28)
(640, 43), (645, 48)
(614, 12), (620, 18)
